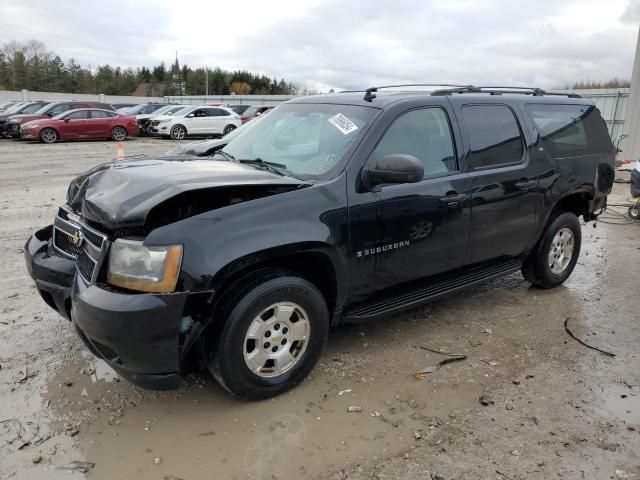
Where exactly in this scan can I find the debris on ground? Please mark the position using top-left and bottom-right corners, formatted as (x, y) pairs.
(347, 406), (362, 413)
(564, 317), (616, 357)
(154, 457), (162, 465)
(57, 461), (95, 473)
(338, 389), (352, 396)
(479, 394), (495, 406)
(415, 353), (467, 380)
(370, 411), (381, 417)
(32, 455), (42, 464)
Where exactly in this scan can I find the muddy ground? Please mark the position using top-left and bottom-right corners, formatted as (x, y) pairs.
(0, 137), (639, 480)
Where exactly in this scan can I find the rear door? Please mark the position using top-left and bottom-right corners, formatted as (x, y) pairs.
(88, 110), (117, 138)
(184, 108), (208, 134)
(203, 108), (228, 134)
(452, 102), (539, 264)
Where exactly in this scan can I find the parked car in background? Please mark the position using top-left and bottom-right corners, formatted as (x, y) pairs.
(136, 104), (188, 135)
(240, 105), (273, 124)
(0, 101), (24, 113)
(21, 108), (139, 143)
(0, 101), (51, 137)
(126, 103), (169, 116)
(111, 103), (138, 110)
(149, 105), (241, 140)
(4, 101), (115, 138)
(228, 104), (251, 115)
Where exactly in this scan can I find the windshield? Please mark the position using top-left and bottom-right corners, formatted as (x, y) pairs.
(172, 107), (195, 117)
(222, 103), (378, 180)
(5, 103), (25, 113)
(145, 105), (173, 116)
(167, 106), (188, 115)
(243, 106), (259, 116)
(20, 103), (47, 114)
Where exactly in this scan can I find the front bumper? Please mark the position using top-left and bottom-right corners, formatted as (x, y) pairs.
(5, 122), (21, 138)
(25, 224), (213, 390)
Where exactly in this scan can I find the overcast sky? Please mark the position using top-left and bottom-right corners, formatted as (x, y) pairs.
(0, 0), (638, 91)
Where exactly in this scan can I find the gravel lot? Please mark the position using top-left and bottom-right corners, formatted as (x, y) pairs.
(0, 137), (639, 480)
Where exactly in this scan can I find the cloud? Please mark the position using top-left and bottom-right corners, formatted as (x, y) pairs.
(0, 0), (637, 90)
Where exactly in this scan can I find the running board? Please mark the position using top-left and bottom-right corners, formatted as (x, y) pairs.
(343, 258), (522, 322)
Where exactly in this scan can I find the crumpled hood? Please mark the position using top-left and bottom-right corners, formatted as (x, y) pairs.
(68, 156), (306, 231)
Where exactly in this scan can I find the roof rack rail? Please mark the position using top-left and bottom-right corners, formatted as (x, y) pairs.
(431, 86), (581, 98)
(362, 84), (476, 102)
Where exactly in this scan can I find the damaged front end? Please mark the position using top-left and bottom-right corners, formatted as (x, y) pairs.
(25, 155), (309, 389)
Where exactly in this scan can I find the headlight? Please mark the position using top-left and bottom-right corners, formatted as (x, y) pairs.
(26, 124), (38, 128)
(156, 119), (170, 124)
(107, 240), (183, 293)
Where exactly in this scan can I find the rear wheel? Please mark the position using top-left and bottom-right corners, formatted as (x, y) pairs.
(40, 128), (58, 144)
(171, 125), (186, 140)
(629, 204), (640, 220)
(111, 126), (127, 141)
(201, 272), (329, 400)
(522, 211), (581, 288)
(223, 124), (236, 136)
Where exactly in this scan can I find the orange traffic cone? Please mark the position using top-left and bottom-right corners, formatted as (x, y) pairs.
(116, 142), (125, 161)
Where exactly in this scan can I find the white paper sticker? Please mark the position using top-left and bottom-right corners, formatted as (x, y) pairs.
(328, 113), (358, 135)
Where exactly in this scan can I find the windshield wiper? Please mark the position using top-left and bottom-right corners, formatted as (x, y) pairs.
(238, 158), (288, 176)
(216, 150), (236, 162)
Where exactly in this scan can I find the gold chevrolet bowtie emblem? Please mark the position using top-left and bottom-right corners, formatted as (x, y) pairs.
(271, 336), (282, 343)
(71, 230), (84, 247)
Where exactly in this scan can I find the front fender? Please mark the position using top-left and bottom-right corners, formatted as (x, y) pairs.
(144, 176), (349, 300)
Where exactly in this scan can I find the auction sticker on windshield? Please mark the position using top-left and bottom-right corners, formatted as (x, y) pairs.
(328, 113), (358, 135)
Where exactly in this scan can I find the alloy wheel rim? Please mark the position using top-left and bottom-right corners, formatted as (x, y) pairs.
(243, 302), (311, 378)
(42, 129), (56, 143)
(224, 125), (235, 135)
(113, 128), (126, 140)
(174, 127), (185, 140)
(548, 227), (575, 274)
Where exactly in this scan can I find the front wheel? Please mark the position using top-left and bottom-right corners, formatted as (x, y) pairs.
(223, 124), (237, 136)
(202, 272), (329, 400)
(111, 126), (127, 141)
(629, 204), (640, 220)
(522, 211), (582, 288)
(40, 128), (58, 144)
(170, 125), (186, 140)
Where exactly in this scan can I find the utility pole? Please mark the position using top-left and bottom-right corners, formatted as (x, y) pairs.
(205, 67), (209, 96)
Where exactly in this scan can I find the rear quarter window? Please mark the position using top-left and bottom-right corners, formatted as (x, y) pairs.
(525, 104), (613, 158)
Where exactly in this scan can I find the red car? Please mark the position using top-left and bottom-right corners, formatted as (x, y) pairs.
(21, 109), (139, 143)
(240, 105), (273, 124)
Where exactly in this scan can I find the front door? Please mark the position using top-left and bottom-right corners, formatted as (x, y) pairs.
(348, 104), (471, 301)
(59, 110), (90, 139)
(452, 102), (540, 264)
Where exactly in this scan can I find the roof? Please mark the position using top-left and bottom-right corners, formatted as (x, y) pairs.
(288, 89), (594, 109)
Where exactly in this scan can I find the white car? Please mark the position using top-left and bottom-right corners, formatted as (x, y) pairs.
(149, 106), (242, 140)
(136, 105), (189, 135)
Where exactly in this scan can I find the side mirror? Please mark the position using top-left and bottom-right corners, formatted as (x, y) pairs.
(362, 154), (424, 191)
(45, 113), (52, 117)
(187, 113), (194, 118)
(64, 117), (70, 122)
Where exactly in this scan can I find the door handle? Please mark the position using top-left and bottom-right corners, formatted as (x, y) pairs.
(515, 179), (536, 191)
(439, 193), (468, 207)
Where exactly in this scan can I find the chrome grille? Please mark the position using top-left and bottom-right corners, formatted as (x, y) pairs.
(52, 207), (109, 283)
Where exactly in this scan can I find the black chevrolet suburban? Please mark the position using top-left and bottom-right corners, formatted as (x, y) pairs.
(25, 85), (615, 399)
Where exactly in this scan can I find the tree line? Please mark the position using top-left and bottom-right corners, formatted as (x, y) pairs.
(0, 40), (302, 96)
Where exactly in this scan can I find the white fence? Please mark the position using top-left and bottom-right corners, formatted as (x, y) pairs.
(0, 89), (164, 104)
(0, 88), (630, 143)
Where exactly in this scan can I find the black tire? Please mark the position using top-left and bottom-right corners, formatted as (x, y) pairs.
(522, 211), (582, 288)
(223, 124), (236, 136)
(111, 126), (127, 141)
(201, 271), (329, 400)
(39, 128), (58, 144)
(170, 125), (187, 140)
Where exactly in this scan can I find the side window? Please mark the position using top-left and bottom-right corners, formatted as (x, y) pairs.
(66, 110), (89, 120)
(90, 111), (115, 119)
(525, 104), (613, 158)
(193, 108), (207, 117)
(462, 105), (524, 168)
(50, 104), (72, 115)
(373, 108), (458, 178)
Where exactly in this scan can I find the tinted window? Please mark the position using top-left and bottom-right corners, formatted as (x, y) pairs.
(90, 110), (116, 119)
(206, 108), (227, 117)
(525, 104), (612, 158)
(66, 111), (89, 120)
(373, 108), (458, 177)
(462, 105), (523, 168)
(193, 108), (207, 117)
